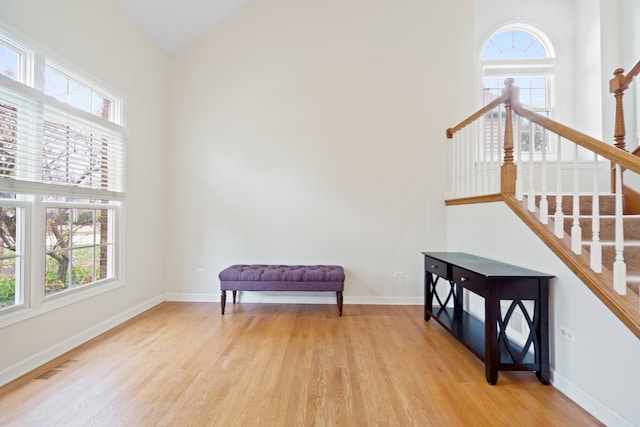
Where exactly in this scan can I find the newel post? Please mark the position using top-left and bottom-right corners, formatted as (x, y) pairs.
(610, 68), (629, 193)
(610, 68), (627, 152)
(501, 78), (516, 194)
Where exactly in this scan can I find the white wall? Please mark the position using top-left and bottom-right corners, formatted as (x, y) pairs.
(599, 0), (622, 147)
(597, 0), (640, 188)
(574, 0), (604, 140)
(597, 0), (640, 147)
(165, 0), (476, 303)
(446, 202), (640, 426)
(0, 0), (168, 383)
(619, 0), (640, 150)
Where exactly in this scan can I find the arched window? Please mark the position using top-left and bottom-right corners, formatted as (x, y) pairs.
(482, 29), (548, 59)
(481, 25), (555, 153)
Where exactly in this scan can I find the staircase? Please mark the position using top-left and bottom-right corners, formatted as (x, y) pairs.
(535, 194), (640, 298)
(445, 64), (640, 339)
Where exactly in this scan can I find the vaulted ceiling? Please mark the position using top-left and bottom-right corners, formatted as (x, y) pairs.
(111, 0), (252, 55)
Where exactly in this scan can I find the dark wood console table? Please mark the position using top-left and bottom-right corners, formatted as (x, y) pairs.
(422, 252), (553, 385)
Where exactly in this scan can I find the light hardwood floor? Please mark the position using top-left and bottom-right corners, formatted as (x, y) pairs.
(0, 302), (602, 426)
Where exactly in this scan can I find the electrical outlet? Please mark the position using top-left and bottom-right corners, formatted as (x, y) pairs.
(195, 268), (205, 276)
(393, 271), (405, 278)
(559, 326), (575, 342)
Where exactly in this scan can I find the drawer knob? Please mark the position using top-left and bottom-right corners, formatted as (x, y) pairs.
(460, 277), (468, 282)
(430, 265), (437, 269)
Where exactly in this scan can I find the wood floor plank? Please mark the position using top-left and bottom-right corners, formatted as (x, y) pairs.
(0, 302), (602, 426)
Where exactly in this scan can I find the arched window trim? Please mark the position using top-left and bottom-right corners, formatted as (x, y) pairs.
(481, 23), (556, 61)
(480, 23), (557, 157)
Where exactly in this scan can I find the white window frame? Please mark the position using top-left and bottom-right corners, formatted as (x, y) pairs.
(0, 27), (34, 86)
(480, 24), (556, 159)
(42, 199), (119, 301)
(0, 198), (29, 315)
(0, 24), (125, 326)
(44, 60), (123, 125)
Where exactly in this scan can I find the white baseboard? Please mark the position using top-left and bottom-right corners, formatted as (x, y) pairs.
(164, 292), (218, 302)
(0, 294), (164, 388)
(551, 369), (633, 427)
(164, 292), (422, 306)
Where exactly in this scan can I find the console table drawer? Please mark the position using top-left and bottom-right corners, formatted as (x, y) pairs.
(424, 256), (449, 279)
(451, 266), (485, 295)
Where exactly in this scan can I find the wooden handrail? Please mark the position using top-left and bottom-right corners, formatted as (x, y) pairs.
(446, 94), (507, 138)
(446, 76), (640, 203)
(510, 101), (640, 174)
(618, 59), (640, 91)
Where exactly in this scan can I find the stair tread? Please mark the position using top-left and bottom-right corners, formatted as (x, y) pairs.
(583, 241), (640, 246)
(568, 215), (640, 219)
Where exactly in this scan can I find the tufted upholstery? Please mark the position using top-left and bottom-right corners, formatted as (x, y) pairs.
(219, 265), (345, 284)
(219, 264), (345, 315)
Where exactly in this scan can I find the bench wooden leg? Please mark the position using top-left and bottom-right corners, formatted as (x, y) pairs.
(233, 290), (237, 304)
(221, 290), (226, 315)
(337, 291), (343, 316)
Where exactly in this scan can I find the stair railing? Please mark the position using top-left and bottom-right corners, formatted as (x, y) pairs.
(446, 92), (507, 197)
(610, 60), (640, 152)
(446, 78), (640, 296)
(610, 61), (640, 216)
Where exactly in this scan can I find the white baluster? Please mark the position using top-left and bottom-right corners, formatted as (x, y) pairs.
(465, 126), (477, 195)
(590, 153), (601, 272)
(496, 105), (503, 194)
(479, 122), (484, 195)
(474, 120), (481, 195)
(539, 128), (549, 224)
(451, 133), (458, 195)
(614, 164), (627, 294)
(631, 79), (639, 148)
(456, 132), (462, 196)
(554, 134), (564, 237)
(465, 126), (476, 195)
(474, 117), (489, 194)
(461, 126), (468, 196)
(571, 143), (582, 254)
(465, 126), (473, 196)
(488, 113), (495, 194)
(487, 116), (495, 194)
(527, 119), (536, 212)
(492, 111), (499, 194)
(515, 114), (523, 200)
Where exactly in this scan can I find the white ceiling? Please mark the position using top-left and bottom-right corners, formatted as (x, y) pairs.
(111, 0), (252, 55)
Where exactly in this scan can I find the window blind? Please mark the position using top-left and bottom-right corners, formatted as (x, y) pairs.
(0, 80), (124, 196)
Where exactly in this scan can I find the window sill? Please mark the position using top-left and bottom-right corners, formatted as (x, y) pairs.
(0, 279), (125, 329)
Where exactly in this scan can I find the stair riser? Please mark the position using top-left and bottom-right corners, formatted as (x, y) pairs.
(536, 193), (639, 293)
(564, 217), (640, 241)
(538, 195), (618, 216)
(591, 245), (640, 273)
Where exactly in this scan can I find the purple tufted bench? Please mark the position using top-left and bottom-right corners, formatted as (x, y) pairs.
(219, 265), (345, 316)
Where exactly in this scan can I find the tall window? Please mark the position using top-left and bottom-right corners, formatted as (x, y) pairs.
(0, 203), (23, 310)
(44, 63), (117, 122)
(481, 25), (555, 154)
(0, 27), (124, 315)
(0, 33), (32, 85)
